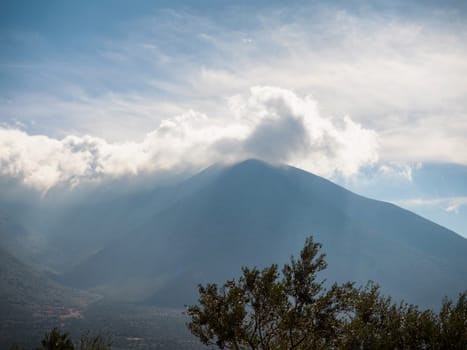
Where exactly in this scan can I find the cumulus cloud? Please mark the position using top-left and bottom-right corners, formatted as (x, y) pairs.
(2, 6), (467, 168)
(0, 87), (378, 191)
(230, 87), (379, 176)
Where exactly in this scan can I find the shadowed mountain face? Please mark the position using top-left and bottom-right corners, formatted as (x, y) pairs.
(0, 245), (98, 322)
(0, 240), (102, 348)
(45, 164), (227, 272)
(62, 159), (467, 309)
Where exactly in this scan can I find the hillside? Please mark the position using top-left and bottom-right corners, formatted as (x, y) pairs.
(0, 245), (101, 347)
(62, 159), (467, 309)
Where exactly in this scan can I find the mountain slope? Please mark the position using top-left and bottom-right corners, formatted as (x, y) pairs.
(0, 210), (46, 266)
(63, 159), (467, 309)
(0, 247), (96, 315)
(27, 164), (226, 272)
(0, 246), (102, 348)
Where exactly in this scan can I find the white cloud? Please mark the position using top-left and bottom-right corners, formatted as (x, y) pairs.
(378, 163), (415, 181)
(2, 7), (467, 168)
(395, 197), (467, 214)
(0, 87), (378, 191)
(230, 86), (379, 176)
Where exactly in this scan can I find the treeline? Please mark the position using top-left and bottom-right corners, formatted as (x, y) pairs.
(9, 329), (111, 350)
(10, 237), (466, 350)
(187, 237), (467, 349)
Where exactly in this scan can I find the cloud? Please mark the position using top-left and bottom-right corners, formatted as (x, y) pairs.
(395, 197), (467, 214)
(378, 163), (418, 181)
(0, 86), (378, 191)
(230, 87), (379, 176)
(2, 5), (467, 167)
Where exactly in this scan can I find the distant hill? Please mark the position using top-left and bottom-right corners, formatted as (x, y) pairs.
(0, 210), (45, 265)
(0, 245), (98, 318)
(0, 212), (98, 321)
(61, 159), (467, 309)
(0, 243), (101, 344)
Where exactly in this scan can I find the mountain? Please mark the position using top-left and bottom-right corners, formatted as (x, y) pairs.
(14, 164), (226, 273)
(62, 159), (467, 309)
(0, 209), (47, 266)
(0, 246), (97, 316)
(0, 244), (100, 346)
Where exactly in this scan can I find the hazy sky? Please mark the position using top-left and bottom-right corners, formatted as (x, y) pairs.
(1, 0), (466, 236)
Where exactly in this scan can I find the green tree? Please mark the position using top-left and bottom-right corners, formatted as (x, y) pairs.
(37, 327), (74, 350)
(186, 236), (467, 350)
(438, 292), (467, 349)
(341, 282), (438, 350)
(79, 331), (112, 350)
(186, 237), (354, 350)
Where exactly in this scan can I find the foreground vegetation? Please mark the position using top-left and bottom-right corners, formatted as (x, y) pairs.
(3, 301), (201, 350)
(9, 237), (466, 350)
(187, 237), (467, 349)
(9, 329), (111, 350)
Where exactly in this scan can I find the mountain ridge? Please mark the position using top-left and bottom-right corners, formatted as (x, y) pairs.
(61, 159), (467, 309)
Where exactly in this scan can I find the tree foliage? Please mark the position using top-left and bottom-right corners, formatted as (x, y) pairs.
(30, 328), (112, 350)
(78, 331), (112, 350)
(37, 328), (74, 350)
(186, 237), (467, 350)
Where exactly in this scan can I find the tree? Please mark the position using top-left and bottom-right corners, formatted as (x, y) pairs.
(341, 282), (439, 350)
(438, 292), (467, 349)
(36, 328), (112, 350)
(186, 237), (354, 349)
(37, 327), (74, 350)
(79, 331), (112, 350)
(186, 236), (467, 350)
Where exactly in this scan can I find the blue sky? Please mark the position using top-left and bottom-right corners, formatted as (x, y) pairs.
(1, 0), (467, 236)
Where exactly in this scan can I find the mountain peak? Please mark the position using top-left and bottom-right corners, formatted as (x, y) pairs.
(62, 157), (467, 309)
(225, 158), (275, 173)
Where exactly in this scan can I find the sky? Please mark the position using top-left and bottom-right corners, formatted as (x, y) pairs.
(1, 0), (467, 236)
